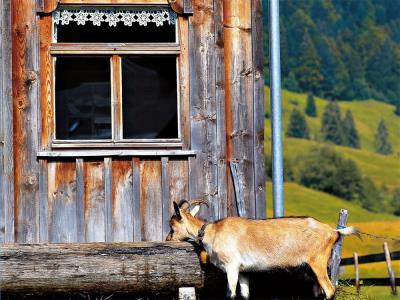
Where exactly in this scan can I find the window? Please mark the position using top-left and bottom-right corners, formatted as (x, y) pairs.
(43, 5), (188, 148)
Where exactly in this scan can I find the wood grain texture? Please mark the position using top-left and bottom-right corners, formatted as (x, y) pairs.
(39, 159), (48, 242)
(188, 0), (217, 221)
(178, 16), (190, 149)
(84, 160), (105, 242)
(0, 0), (14, 243)
(104, 157), (112, 242)
(47, 161), (77, 243)
(223, 0), (255, 218)
(59, 0), (169, 4)
(39, 14), (53, 150)
(75, 158), (85, 242)
(112, 159), (134, 242)
(252, 0), (266, 219)
(161, 157), (170, 240)
(12, 0), (40, 243)
(140, 159), (162, 241)
(0, 242), (204, 294)
(132, 157), (141, 241)
(214, 0), (227, 220)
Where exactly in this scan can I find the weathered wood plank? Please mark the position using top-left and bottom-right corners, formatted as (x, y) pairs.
(84, 160), (105, 242)
(252, 0), (266, 219)
(47, 161), (77, 243)
(167, 159), (189, 235)
(0, 242), (204, 294)
(111, 159), (134, 242)
(214, 0), (227, 220)
(104, 157), (112, 242)
(39, 159), (48, 242)
(132, 157), (141, 242)
(0, 0), (14, 244)
(140, 159), (162, 241)
(223, 0), (255, 218)
(37, 149), (196, 158)
(188, 0), (217, 221)
(12, 0), (40, 243)
(39, 14), (53, 151)
(161, 157), (170, 240)
(178, 16), (190, 149)
(75, 158), (85, 242)
(329, 209), (348, 286)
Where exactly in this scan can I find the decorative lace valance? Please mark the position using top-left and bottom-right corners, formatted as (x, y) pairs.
(53, 7), (177, 27)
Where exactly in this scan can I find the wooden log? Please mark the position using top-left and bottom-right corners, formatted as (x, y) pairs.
(0, 242), (204, 294)
(383, 242), (398, 295)
(354, 252), (360, 294)
(329, 209), (348, 286)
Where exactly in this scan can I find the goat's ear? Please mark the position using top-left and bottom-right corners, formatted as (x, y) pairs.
(173, 201), (182, 220)
(189, 205), (200, 217)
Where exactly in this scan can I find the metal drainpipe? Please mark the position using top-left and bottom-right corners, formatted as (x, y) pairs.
(269, 0), (284, 217)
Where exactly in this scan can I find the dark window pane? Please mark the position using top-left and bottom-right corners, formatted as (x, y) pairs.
(55, 57), (112, 140)
(57, 22), (175, 43)
(122, 56), (178, 139)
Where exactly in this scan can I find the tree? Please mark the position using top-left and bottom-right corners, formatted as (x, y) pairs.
(286, 108), (310, 139)
(392, 187), (400, 216)
(395, 99), (400, 116)
(375, 119), (392, 155)
(298, 147), (363, 201)
(359, 177), (382, 212)
(295, 30), (324, 94)
(305, 93), (317, 117)
(342, 110), (360, 148)
(321, 101), (344, 145)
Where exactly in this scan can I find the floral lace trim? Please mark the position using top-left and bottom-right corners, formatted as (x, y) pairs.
(53, 7), (177, 27)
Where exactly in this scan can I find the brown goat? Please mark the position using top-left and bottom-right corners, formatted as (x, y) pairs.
(166, 200), (359, 299)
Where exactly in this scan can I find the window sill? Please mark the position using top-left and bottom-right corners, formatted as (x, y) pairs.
(37, 149), (196, 158)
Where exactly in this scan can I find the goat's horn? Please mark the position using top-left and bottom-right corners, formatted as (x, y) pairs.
(189, 199), (209, 208)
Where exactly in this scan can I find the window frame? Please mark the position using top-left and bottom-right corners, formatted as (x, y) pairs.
(39, 1), (190, 151)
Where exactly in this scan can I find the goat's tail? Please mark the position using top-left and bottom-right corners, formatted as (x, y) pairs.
(336, 226), (361, 238)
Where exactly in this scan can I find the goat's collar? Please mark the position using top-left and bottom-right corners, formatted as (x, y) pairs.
(197, 222), (210, 243)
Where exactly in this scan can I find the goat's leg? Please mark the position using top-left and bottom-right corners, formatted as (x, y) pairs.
(225, 264), (239, 299)
(309, 262), (336, 300)
(238, 273), (250, 299)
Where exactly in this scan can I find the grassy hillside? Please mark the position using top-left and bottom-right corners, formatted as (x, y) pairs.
(264, 88), (400, 192)
(264, 87), (400, 154)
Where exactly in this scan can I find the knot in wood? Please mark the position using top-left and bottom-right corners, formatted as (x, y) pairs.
(23, 174), (38, 188)
(25, 70), (38, 87)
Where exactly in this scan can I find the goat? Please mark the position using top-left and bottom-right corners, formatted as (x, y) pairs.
(166, 200), (359, 299)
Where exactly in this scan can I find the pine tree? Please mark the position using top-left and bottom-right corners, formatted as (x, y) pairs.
(342, 110), (360, 148)
(321, 101), (344, 145)
(286, 108), (310, 139)
(395, 99), (400, 117)
(295, 30), (324, 93)
(392, 187), (400, 216)
(375, 119), (392, 155)
(305, 93), (317, 117)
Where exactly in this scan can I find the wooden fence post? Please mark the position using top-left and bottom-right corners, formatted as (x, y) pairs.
(383, 242), (398, 295)
(179, 287), (196, 300)
(354, 252), (360, 294)
(329, 209), (348, 287)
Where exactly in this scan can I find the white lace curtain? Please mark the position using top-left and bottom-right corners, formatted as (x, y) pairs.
(53, 7), (177, 27)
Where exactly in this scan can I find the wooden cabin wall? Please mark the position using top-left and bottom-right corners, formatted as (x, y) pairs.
(1, 0), (265, 243)
(0, 0), (14, 244)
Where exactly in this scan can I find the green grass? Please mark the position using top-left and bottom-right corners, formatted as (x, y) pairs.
(265, 182), (399, 222)
(264, 87), (400, 155)
(264, 88), (400, 192)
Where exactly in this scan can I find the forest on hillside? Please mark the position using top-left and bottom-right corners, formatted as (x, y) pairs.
(263, 0), (400, 106)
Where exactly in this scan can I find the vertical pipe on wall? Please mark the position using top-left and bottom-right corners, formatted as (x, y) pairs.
(269, 0), (284, 217)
